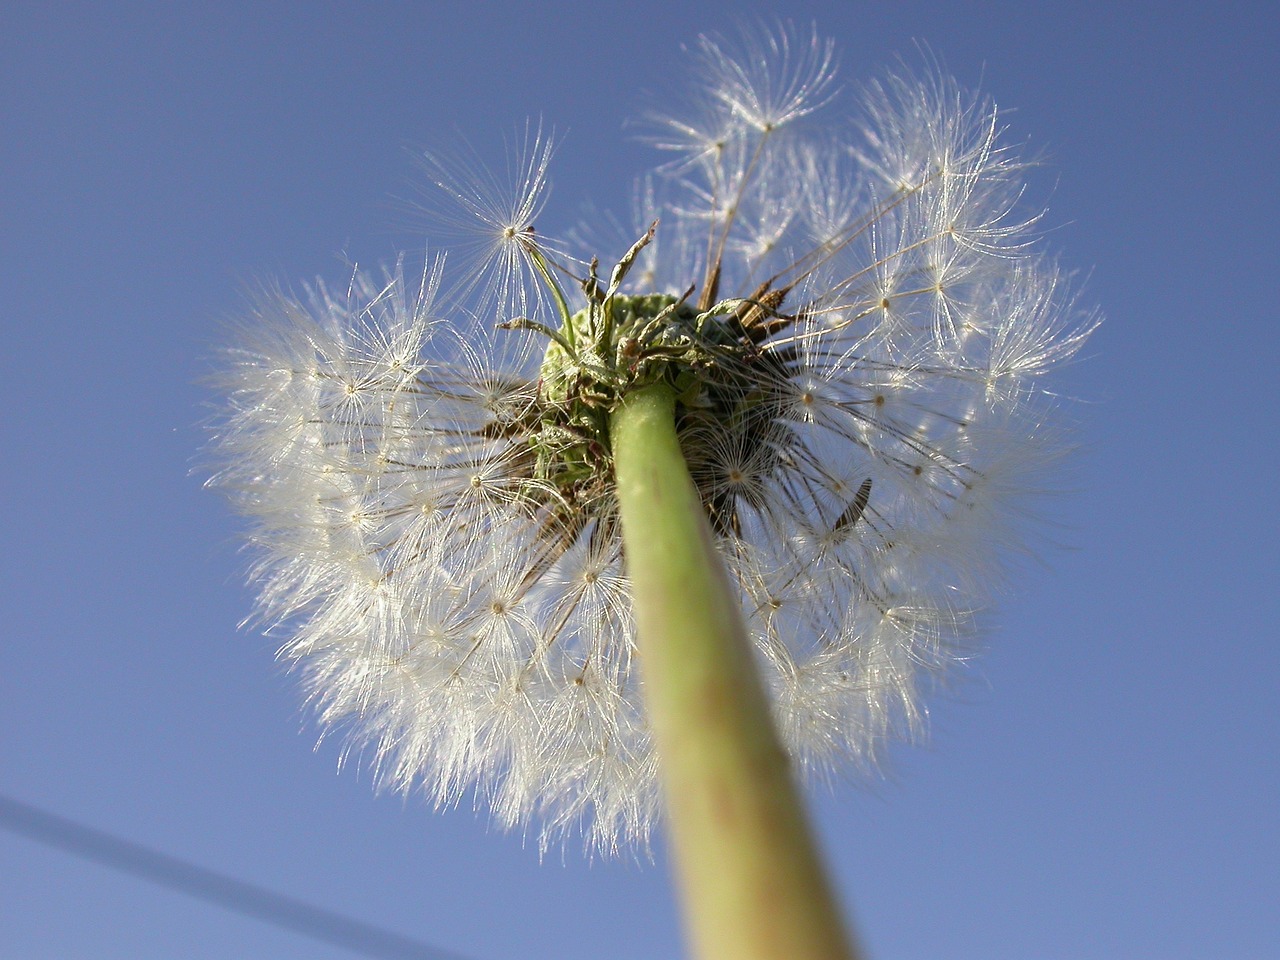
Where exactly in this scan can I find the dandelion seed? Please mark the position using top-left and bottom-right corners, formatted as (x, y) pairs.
(209, 24), (1096, 854)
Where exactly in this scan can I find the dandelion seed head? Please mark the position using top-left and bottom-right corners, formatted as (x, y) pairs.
(209, 24), (1096, 855)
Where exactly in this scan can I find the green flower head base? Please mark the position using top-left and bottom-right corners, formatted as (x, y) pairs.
(209, 24), (1096, 854)
(515, 221), (800, 539)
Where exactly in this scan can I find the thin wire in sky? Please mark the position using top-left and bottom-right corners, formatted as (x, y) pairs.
(0, 793), (479, 960)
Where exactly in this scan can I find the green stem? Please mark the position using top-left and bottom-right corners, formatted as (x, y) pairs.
(610, 382), (859, 960)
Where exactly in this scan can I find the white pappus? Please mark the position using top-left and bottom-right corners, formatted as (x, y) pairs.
(208, 23), (1097, 855)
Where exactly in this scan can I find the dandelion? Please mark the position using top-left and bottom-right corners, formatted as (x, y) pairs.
(209, 22), (1094, 878)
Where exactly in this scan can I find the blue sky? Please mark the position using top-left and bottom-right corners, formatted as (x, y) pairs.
(2, 2), (1277, 959)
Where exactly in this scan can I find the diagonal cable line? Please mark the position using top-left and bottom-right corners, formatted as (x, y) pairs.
(0, 793), (478, 960)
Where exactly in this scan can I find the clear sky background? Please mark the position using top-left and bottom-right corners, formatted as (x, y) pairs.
(2, 2), (1277, 959)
